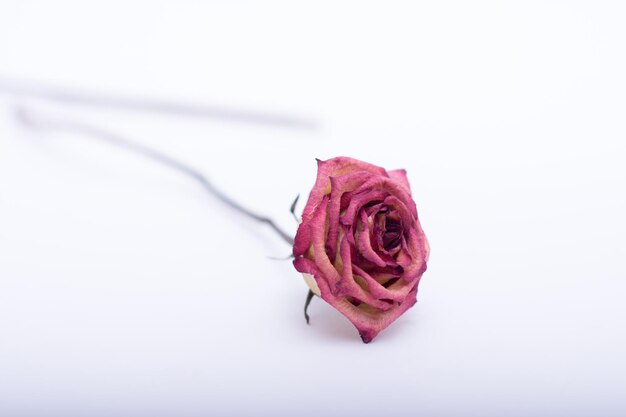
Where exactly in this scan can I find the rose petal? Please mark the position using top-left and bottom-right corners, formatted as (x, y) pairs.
(350, 264), (408, 302)
(328, 283), (419, 344)
(336, 229), (395, 311)
(399, 226), (429, 282)
(351, 176), (417, 219)
(294, 256), (418, 342)
(300, 157), (388, 222)
(326, 172), (373, 261)
(308, 197), (344, 295)
(388, 169), (411, 193)
(356, 210), (387, 268)
(341, 189), (387, 226)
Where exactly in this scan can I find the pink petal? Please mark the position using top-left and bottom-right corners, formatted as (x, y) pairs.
(351, 264), (414, 303)
(295, 256), (419, 343)
(356, 210), (387, 268)
(308, 197), (344, 294)
(336, 231), (395, 311)
(388, 169), (412, 193)
(300, 157), (388, 222)
(340, 189), (387, 226)
(326, 172), (373, 261)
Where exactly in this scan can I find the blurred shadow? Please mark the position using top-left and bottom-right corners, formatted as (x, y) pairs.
(0, 76), (319, 130)
(305, 296), (421, 344)
(305, 298), (360, 343)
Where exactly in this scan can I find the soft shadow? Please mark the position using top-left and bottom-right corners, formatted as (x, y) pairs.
(301, 297), (422, 345)
(0, 76), (320, 130)
(304, 299), (360, 343)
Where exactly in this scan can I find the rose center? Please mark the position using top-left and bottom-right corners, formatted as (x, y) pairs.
(382, 217), (403, 251)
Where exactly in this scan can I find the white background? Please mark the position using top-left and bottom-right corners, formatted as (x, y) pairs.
(1, 1), (625, 416)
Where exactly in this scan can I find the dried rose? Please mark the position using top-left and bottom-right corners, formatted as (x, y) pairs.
(293, 157), (430, 343)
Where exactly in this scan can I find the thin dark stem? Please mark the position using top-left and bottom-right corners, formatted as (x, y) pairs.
(0, 76), (318, 130)
(14, 106), (294, 246)
(304, 289), (315, 325)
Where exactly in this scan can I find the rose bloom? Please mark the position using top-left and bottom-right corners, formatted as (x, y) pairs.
(293, 157), (429, 343)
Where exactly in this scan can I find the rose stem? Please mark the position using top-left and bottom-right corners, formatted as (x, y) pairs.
(13, 106), (294, 246)
(304, 289), (315, 325)
(0, 76), (318, 130)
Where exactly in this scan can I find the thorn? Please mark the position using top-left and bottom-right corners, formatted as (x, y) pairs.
(290, 194), (300, 222)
